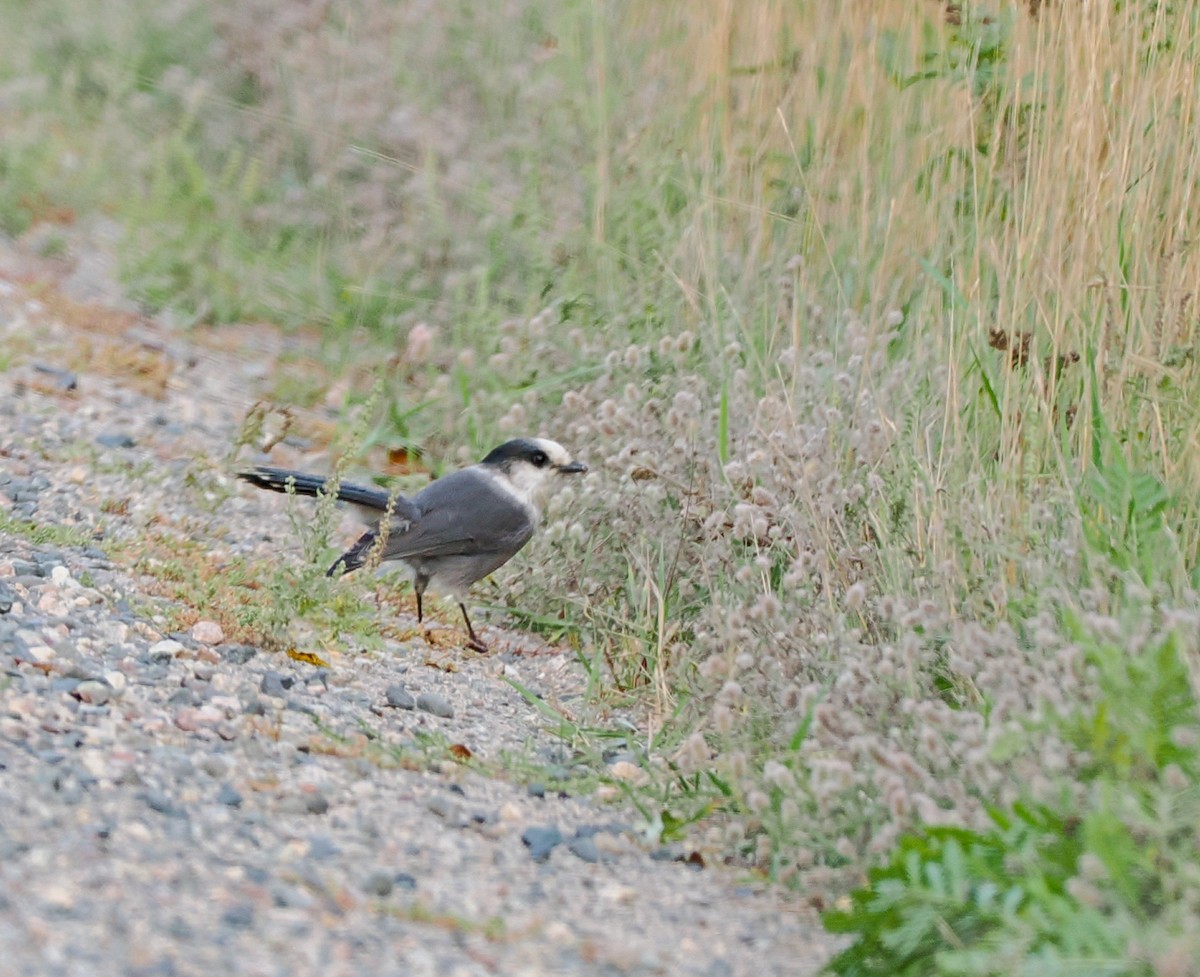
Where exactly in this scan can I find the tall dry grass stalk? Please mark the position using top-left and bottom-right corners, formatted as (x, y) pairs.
(621, 0), (1200, 570)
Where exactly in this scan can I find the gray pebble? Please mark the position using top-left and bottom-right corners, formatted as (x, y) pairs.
(304, 792), (330, 815)
(140, 789), (185, 818)
(0, 582), (15, 614)
(361, 869), (394, 897)
(521, 825), (563, 862)
(566, 835), (601, 864)
(220, 903), (255, 930)
(259, 671), (292, 698)
(95, 432), (136, 449)
(527, 782), (546, 798)
(307, 835), (340, 860)
(272, 883), (316, 910)
(415, 691), (454, 719)
(385, 684), (415, 710)
(10, 560), (41, 577)
(217, 784), (243, 808)
(393, 872), (417, 892)
(219, 644), (257, 664)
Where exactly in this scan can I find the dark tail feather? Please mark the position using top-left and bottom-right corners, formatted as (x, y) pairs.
(327, 531), (378, 577)
(237, 466), (394, 511)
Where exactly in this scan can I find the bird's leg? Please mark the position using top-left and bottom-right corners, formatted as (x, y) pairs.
(416, 590), (424, 623)
(459, 603), (489, 654)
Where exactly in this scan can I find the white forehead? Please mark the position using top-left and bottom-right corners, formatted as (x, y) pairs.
(529, 438), (573, 466)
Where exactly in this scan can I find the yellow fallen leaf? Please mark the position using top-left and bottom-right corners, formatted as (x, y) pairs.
(286, 648), (331, 668)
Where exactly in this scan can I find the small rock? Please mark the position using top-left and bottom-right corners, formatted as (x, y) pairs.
(200, 756), (230, 778)
(361, 870), (394, 897)
(174, 706), (224, 731)
(190, 620), (224, 645)
(393, 872), (417, 892)
(23, 645), (56, 665)
(49, 565), (72, 586)
(220, 644), (257, 664)
(95, 432), (136, 449)
(385, 684), (415, 710)
(272, 884), (316, 909)
(415, 691), (454, 719)
(148, 639), (184, 658)
(426, 795), (461, 821)
(307, 836), (340, 859)
(304, 791), (329, 815)
(140, 789), (185, 818)
(216, 784), (243, 808)
(259, 671), (292, 698)
(0, 581), (13, 614)
(220, 903), (254, 930)
(36, 589), (66, 615)
(521, 825), (563, 862)
(599, 882), (638, 905)
(103, 671), (128, 694)
(72, 680), (112, 706)
(567, 835), (601, 864)
(527, 783), (546, 798)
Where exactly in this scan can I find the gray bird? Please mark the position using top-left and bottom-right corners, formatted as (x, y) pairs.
(238, 437), (587, 652)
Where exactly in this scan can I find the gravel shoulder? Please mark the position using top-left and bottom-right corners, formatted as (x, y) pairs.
(0, 238), (838, 977)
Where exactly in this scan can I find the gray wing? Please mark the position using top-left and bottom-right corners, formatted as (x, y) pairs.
(381, 468), (535, 562)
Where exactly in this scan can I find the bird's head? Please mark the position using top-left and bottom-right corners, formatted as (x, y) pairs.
(481, 437), (588, 503)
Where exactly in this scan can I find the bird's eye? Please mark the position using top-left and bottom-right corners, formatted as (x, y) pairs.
(530, 451), (548, 468)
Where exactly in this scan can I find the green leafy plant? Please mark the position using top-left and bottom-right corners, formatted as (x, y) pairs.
(823, 803), (1132, 977)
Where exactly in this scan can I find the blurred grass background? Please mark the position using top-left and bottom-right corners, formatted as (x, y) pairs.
(4, 0), (1200, 971)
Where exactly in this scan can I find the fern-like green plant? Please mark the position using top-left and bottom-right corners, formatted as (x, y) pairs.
(823, 802), (1136, 977)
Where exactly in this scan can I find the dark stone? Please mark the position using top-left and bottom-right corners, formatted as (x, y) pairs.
(259, 671), (292, 698)
(384, 684), (415, 710)
(520, 825), (563, 862)
(220, 644), (257, 664)
(415, 691), (454, 719)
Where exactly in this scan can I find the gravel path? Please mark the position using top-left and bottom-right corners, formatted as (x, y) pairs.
(0, 238), (837, 976)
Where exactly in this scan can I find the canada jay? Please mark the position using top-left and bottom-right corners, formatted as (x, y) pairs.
(238, 437), (587, 651)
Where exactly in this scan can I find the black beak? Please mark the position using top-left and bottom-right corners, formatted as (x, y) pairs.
(557, 460), (588, 475)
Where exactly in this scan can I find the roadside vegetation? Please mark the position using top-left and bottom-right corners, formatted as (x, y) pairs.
(3, 1), (1199, 971)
